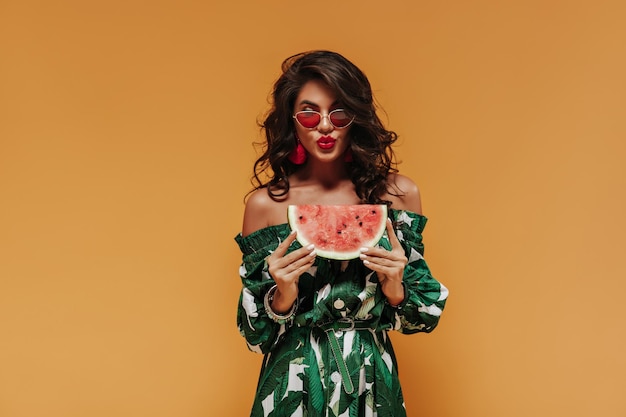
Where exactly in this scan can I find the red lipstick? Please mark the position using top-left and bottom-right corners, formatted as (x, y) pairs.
(317, 136), (336, 150)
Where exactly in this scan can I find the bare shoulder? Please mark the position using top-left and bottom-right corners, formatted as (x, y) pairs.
(385, 173), (423, 215)
(241, 188), (289, 237)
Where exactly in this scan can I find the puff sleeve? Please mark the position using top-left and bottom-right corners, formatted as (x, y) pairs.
(380, 210), (449, 334)
(235, 225), (297, 354)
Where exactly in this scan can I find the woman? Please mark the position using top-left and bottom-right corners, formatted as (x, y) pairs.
(235, 50), (448, 417)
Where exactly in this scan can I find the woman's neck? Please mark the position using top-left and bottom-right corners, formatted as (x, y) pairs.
(293, 160), (349, 187)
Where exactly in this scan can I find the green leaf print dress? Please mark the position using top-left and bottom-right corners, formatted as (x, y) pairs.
(235, 209), (448, 417)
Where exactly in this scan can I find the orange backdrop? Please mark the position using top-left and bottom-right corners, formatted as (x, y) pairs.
(1, 1), (625, 416)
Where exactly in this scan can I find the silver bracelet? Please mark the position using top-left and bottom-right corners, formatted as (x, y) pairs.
(263, 284), (298, 324)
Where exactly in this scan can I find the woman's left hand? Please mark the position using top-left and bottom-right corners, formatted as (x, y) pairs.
(359, 218), (408, 306)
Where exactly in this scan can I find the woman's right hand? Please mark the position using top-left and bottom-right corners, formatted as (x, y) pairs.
(266, 231), (316, 313)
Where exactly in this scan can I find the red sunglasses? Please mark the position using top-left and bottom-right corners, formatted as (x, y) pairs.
(293, 109), (355, 129)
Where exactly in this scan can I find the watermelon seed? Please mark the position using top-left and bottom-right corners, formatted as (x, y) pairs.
(359, 222), (363, 227)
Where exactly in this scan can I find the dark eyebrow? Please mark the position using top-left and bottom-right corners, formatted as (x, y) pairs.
(297, 100), (319, 108)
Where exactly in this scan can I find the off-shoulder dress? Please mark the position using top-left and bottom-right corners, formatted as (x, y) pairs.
(235, 209), (448, 417)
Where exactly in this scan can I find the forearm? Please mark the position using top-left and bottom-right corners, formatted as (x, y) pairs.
(270, 284), (298, 314)
(381, 280), (405, 307)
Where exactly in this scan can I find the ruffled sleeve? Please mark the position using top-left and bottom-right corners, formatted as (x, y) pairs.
(380, 209), (449, 334)
(234, 224), (298, 354)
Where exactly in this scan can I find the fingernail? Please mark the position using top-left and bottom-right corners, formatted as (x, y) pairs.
(360, 247), (369, 252)
(290, 230), (296, 235)
(362, 259), (370, 265)
(306, 244), (315, 250)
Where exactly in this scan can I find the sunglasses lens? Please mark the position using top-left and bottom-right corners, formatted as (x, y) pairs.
(295, 110), (353, 128)
(296, 111), (321, 128)
(329, 110), (352, 128)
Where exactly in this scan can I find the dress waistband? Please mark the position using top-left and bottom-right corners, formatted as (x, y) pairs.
(317, 317), (375, 332)
(315, 317), (377, 395)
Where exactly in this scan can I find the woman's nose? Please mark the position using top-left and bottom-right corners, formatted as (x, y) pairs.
(317, 113), (334, 132)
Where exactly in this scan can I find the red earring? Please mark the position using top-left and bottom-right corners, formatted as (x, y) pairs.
(344, 147), (353, 162)
(288, 140), (307, 165)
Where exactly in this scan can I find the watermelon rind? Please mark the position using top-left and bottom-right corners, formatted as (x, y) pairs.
(287, 204), (388, 260)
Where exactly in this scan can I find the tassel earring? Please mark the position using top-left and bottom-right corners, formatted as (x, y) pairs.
(288, 140), (307, 165)
(344, 147), (353, 162)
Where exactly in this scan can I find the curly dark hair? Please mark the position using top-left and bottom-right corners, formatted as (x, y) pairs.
(250, 50), (400, 204)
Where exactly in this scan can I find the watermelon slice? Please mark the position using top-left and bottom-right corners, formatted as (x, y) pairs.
(287, 204), (388, 260)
